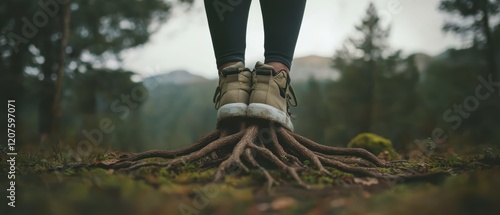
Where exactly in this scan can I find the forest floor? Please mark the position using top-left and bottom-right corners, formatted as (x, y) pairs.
(2, 146), (500, 215)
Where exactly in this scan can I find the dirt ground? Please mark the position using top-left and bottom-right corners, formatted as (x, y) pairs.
(2, 149), (500, 215)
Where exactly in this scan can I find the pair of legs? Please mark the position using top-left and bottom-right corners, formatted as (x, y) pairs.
(204, 0), (306, 73)
(206, 0), (306, 131)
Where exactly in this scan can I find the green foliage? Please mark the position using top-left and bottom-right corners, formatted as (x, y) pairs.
(439, 0), (499, 44)
(330, 3), (393, 140)
(316, 2), (500, 150)
(347, 133), (398, 159)
(324, 3), (424, 149)
(0, 0), (191, 140)
(419, 48), (500, 147)
(439, 0), (500, 84)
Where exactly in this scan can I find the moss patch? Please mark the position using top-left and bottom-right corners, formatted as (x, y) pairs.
(347, 133), (399, 160)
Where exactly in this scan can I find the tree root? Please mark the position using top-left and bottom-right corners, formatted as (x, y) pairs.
(52, 119), (447, 188)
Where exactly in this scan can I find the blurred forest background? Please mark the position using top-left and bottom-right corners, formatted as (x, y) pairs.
(1, 0), (499, 156)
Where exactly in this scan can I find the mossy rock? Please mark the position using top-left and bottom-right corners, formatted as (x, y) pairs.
(347, 133), (399, 160)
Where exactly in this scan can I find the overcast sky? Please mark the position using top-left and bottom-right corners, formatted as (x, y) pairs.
(121, 0), (462, 79)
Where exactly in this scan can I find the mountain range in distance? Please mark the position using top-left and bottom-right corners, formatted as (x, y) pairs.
(144, 53), (433, 85)
(145, 55), (340, 85)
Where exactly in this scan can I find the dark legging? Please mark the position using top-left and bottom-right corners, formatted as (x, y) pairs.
(204, 0), (306, 70)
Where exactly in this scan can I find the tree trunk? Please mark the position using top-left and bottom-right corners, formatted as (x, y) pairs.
(51, 1), (71, 134)
(39, 40), (55, 136)
(365, 60), (376, 133)
(481, 2), (498, 97)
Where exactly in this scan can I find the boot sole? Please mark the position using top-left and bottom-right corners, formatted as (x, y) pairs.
(247, 103), (294, 131)
(217, 103), (248, 121)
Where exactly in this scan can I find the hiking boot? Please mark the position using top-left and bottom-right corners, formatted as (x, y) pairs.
(247, 62), (297, 131)
(213, 62), (252, 122)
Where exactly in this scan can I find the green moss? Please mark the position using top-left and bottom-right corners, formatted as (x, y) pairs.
(173, 169), (216, 184)
(378, 167), (393, 174)
(447, 154), (467, 166)
(429, 154), (470, 169)
(298, 169), (354, 186)
(319, 176), (334, 184)
(224, 175), (258, 187)
(182, 162), (198, 170)
(329, 168), (354, 178)
(429, 167), (446, 173)
(302, 174), (316, 183)
(347, 133), (399, 160)
(400, 161), (420, 169)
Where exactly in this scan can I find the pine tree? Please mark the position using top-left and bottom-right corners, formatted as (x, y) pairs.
(333, 3), (392, 133)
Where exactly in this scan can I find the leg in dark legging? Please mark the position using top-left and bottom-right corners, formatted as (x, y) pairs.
(260, 0), (306, 72)
(204, 0), (252, 71)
